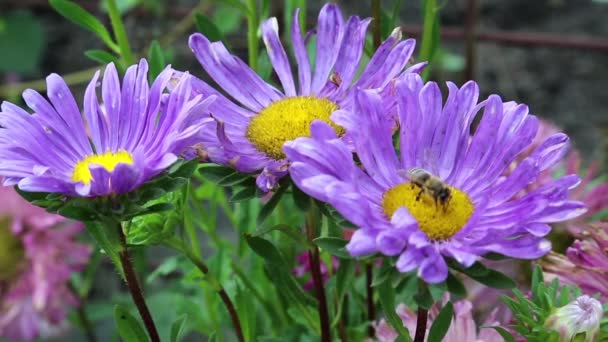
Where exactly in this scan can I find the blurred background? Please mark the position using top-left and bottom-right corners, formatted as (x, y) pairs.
(0, 0), (607, 341)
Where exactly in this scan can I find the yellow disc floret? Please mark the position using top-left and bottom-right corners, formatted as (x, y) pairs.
(72, 150), (134, 185)
(382, 182), (475, 241)
(246, 96), (342, 160)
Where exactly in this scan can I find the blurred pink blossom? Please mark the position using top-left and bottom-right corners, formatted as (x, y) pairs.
(542, 223), (608, 300)
(369, 299), (503, 342)
(293, 252), (339, 291)
(0, 185), (91, 341)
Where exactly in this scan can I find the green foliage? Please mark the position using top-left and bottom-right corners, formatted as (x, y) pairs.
(114, 305), (149, 342)
(376, 278), (414, 342)
(448, 259), (516, 290)
(0, 11), (45, 74)
(17, 159), (197, 223)
(49, 0), (119, 52)
(497, 265), (598, 342)
(427, 301), (453, 342)
(194, 13), (223, 42)
(170, 314), (188, 342)
(147, 40), (165, 80)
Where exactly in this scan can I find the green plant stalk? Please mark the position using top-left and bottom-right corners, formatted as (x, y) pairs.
(246, 0), (259, 72)
(231, 260), (289, 329)
(183, 182), (202, 258)
(371, 0), (382, 48)
(165, 238), (245, 342)
(106, 0), (136, 66)
(116, 223), (160, 342)
(414, 280), (429, 342)
(305, 207), (331, 342)
(419, 0), (439, 80)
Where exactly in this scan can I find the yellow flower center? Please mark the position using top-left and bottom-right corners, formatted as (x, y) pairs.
(71, 150), (134, 184)
(246, 96), (342, 160)
(0, 218), (24, 281)
(382, 182), (475, 241)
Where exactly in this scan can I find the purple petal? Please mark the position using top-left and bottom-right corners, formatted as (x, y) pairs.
(262, 18), (296, 96)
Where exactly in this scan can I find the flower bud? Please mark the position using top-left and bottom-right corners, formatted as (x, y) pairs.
(545, 295), (603, 342)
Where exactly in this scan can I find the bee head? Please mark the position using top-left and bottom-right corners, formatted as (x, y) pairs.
(437, 187), (451, 203)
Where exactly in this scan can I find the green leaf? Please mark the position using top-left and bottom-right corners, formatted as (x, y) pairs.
(253, 223), (310, 247)
(245, 235), (286, 266)
(49, 0), (118, 52)
(257, 183), (288, 225)
(312, 237), (350, 259)
(531, 264), (544, 301)
(198, 164), (235, 182)
(377, 280), (413, 342)
(229, 186), (258, 202)
(372, 259), (396, 287)
(480, 326), (515, 342)
(217, 172), (252, 187)
(291, 183), (311, 211)
(213, 5), (243, 34)
(221, 0), (251, 16)
(170, 314), (188, 342)
(84, 49), (118, 65)
(451, 261), (516, 289)
(0, 11), (45, 74)
(446, 272), (467, 299)
(147, 40), (165, 80)
(194, 13), (223, 41)
(414, 282), (434, 310)
(335, 259), (356, 303)
(427, 301), (453, 342)
(143, 202), (175, 214)
(113, 305), (148, 342)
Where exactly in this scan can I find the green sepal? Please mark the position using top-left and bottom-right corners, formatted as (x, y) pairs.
(14, 159), (197, 223)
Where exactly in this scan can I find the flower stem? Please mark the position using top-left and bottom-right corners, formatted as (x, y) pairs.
(169, 239), (245, 342)
(246, 0), (259, 72)
(371, 0), (382, 49)
(117, 225), (160, 342)
(365, 263), (376, 337)
(69, 283), (97, 342)
(106, 0), (136, 66)
(305, 209), (331, 342)
(413, 306), (429, 342)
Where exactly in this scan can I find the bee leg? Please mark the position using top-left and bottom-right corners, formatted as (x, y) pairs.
(416, 189), (423, 201)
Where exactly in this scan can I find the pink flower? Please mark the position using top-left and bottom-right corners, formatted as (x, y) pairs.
(542, 223), (608, 300)
(370, 299), (504, 342)
(293, 252), (339, 291)
(0, 185), (91, 341)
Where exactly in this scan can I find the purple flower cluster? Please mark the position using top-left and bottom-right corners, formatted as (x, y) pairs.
(0, 3), (599, 339)
(0, 185), (90, 341)
(285, 75), (585, 283)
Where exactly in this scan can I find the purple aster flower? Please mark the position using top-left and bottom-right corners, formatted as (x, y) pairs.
(0, 184), (91, 341)
(543, 223), (608, 300)
(186, 3), (423, 191)
(285, 74), (587, 283)
(0, 59), (214, 197)
(368, 298), (503, 342)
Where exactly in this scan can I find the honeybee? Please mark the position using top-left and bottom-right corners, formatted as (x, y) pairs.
(406, 168), (452, 211)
